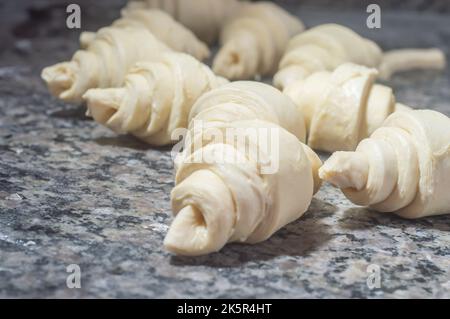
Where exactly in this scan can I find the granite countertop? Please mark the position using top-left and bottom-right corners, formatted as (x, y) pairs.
(0, 1), (449, 298)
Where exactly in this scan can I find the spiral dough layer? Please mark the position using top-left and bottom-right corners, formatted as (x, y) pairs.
(274, 23), (446, 90)
(319, 109), (450, 218)
(125, 0), (241, 44)
(274, 24), (382, 89)
(213, 1), (304, 80)
(41, 26), (170, 103)
(79, 8), (210, 61)
(284, 63), (410, 152)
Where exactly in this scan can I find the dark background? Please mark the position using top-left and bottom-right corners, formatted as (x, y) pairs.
(1, 0), (450, 71)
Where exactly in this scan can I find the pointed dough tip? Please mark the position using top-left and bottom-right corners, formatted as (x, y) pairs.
(319, 152), (369, 190)
(83, 88), (125, 124)
(213, 50), (246, 79)
(164, 205), (217, 256)
(41, 62), (77, 99)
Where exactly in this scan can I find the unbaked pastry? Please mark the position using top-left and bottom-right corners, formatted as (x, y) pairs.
(83, 52), (227, 146)
(165, 81), (322, 255)
(42, 26), (171, 103)
(125, 0), (241, 44)
(79, 8), (210, 61)
(274, 23), (446, 89)
(319, 109), (450, 218)
(213, 1), (304, 80)
(284, 63), (410, 152)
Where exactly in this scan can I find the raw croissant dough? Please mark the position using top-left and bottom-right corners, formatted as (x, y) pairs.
(83, 52), (227, 146)
(79, 8), (210, 61)
(41, 26), (170, 103)
(274, 24), (382, 89)
(213, 1), (304, 80)
(274, 23), (446, 89)
(126, 0), (241, 44)
(319, 109), (450, 219)
(284, 63), (410, 153)
(165, 82), (322, 256)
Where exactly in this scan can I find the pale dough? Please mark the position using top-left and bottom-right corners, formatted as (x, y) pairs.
(274, 23), (446, 90)
(319, 109), (450, 218)
(379, 48), (446, 80)
(284, 63), (410, 152)
(83, 52), (227, 146)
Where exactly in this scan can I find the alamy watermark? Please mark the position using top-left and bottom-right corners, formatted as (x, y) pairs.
(366, 4), (381, 29)
(66, 4), (81, 29)
(65, 4), (381, 30)
(366, 264), (381, 289)
(66, 264), (81, 289)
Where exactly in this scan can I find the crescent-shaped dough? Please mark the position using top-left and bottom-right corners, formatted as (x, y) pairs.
(284, 63), (410, 152)
(319, 109), (450, 219)
(83, 52), (227, 146)
(188, 81), (307, 143)
(165, 81), (322, 255)
(41, 26), (170, 103)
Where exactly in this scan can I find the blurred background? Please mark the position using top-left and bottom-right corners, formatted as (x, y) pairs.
(1, 0), (448, 111)
(1, 0), (450, 70)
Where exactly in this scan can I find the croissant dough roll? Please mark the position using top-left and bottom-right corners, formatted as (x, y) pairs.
(319, 109), (450, 219)
(83, 52), (227, 146)
(274, 24), (382, 89)
(378, 48), (446, 80)
(213, 1), (304, 80)
(185, 81), (322, 192)
(165, 81), (322, 255)
(274, 23), (446, 89)
(80, 8), (210, 61)
(166, 119), (321, 256)
(126, 0), (241, 44)
(41, 26), (170, 103)
(284, 63), (411, 153)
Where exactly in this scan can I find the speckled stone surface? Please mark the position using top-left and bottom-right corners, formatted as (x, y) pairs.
(0, 1), (449, 298)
